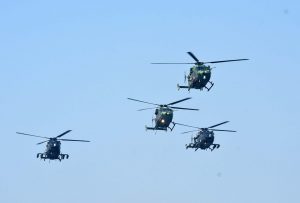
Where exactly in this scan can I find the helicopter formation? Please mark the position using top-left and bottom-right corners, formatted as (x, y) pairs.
(128, 51), (248, 151)
(18, 51), (248, 161)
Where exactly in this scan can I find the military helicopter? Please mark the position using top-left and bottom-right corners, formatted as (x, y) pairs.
(17, 130), (90, 161)
(152, 52), (249, 91)
(127, 97), (199, 131)
(175, 121), (236, 151)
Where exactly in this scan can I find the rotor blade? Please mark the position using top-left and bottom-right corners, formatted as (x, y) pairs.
(168, 97), (192, 105)
(137, 107), (157, 111)
(207, 121), (230, 129)
(171, 106), (199, 111)
(36, 140), (48, 145)
(209, 129), (236, 132)
(56, 130), (72, 138)
(181, 130), (199, 134)
(127, 98), (159, 106)
(58, 139), (90, 142)
(204, 59), (249, 64)
(174, 122), (200, 129)
(16, 132), (50, 139)
(151, 63), (195, 64)
(187, 52), (200, 62)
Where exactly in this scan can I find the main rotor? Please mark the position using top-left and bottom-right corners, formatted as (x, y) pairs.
(176, 121), (236, 134)
(17, 130), (90, 145)
(127, 97), (199, 111)
(152, 52), (249, 66)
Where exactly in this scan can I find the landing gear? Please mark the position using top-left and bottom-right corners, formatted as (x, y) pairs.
(145, 126), (167, 131)
(209, 144), (220, 151)
(185, 143), (195, 150)
(177, 84), (190, 91)
(168, 122), (176, 131)
(146, 122), (176, 132)
(178, 81), (214, 92)
(205, 81), (214, 91)
(37, 153), (47, 161)
(36, 153), (69, 161)
(59, 154), (69, 160)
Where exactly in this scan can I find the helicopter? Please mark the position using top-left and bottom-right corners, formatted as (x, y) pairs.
(152, 52), (249, 91)
(17, 130), (90, 161)
(127, 97), (199, 131)
(175, 121), (236, 151)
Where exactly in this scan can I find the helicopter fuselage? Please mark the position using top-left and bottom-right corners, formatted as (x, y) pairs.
(186, 130), (220, 151)
(152, 106), (174, 130)
(45, 139), (61, 159)
(37, 139), (69, 161)
(187, 65), (212, 89)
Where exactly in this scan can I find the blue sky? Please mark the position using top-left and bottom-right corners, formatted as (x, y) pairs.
(0, 1), (299, 203)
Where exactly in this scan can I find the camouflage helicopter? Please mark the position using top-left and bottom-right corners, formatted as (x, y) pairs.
(175, 121), (236, 151)
(152, 52), (249, 91)
(127, 97), (198, 131)
(17, 130), (90, 161)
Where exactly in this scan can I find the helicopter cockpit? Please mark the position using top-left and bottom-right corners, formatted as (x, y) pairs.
(48, 140), (61, 148)
(160, 107), (173, 115)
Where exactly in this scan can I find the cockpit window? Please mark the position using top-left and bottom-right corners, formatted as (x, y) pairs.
(161, 108), (172, 114)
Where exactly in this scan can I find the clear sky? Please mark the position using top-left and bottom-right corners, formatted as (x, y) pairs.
(0, 0), (299, 203)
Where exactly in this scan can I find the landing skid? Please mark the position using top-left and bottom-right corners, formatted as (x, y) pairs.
(36, 153), (69, 161)
(145, 126), (167, 131)
(185, 145), (199, 151)
(177, 84), (190, 91)
(177, 82), (214, 92)
(185, 143), (220, 152)
(209, 144), (220, 151)
(145, 122), (176, 132)
(185, 144), (194, 150)
(204, 81), (214, 91)
(59, 154), (69, 160)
